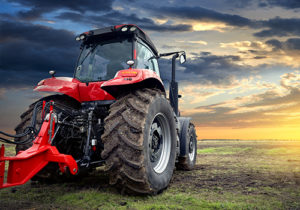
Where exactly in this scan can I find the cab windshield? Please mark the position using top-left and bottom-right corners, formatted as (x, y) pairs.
(75, 37), (132, 82)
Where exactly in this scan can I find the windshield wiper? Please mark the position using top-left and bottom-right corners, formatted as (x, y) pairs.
(79, 44), (98, 66)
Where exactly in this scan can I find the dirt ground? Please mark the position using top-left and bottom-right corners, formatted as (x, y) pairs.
(1, 140), (300, 209)
(172, 141), (300, 208)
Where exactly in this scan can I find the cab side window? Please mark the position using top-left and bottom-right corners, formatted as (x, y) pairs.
(136, 40), (160, 76)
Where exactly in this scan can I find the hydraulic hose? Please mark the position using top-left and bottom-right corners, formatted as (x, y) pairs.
(0, 101), (47, 145)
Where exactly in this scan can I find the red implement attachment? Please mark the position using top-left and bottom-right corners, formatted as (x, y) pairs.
(0, 101), (78, 189)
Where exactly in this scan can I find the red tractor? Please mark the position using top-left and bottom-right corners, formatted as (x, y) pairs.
(0, 24), (197, 194)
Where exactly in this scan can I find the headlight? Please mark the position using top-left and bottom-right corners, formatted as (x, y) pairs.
(130, 26), (137, 31)
(121, 26), (128, 32)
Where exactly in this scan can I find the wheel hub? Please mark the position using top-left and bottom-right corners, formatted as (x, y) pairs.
(149, 123), (162, 162)
(148, 113), (171, 174)
(188, 135), (195, 161)
(189, 137), (193, 153)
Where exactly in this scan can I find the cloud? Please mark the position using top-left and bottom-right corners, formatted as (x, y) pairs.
(7, 0), (300, 38)
(180, 84), (224, 105)
(220, 0), (300, 9)
(0, 19), (79, 88)
(158, 51), (269, 92)
(220, 41), (271, 51)
(0, 19), (75, 48)
(147, 6), (258, 29)
(6, 0), (114, 20)
(181, 53), (253, 86)
(259, 0), (300, 9)
(220, 39), (300, 67)
(267, 38), (300, 51)
(186, 70), (300, 128)
(146, 6), (300, 37)
(264, 38), (300, 67)
(228, 102), (296, 114)
(55, 11), (193, 32)
(254, 17), (300, 37)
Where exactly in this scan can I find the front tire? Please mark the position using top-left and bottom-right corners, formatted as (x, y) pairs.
(101, 88), (177, 194)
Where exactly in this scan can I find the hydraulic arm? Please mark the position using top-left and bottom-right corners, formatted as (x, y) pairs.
(0, 102), (78, 189)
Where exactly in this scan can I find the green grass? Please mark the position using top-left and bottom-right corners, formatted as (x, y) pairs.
(197, 146), (252, 155)
(1, 140), (300, 209)
(266, 147), (300, 155)
(1, 143), (15, 180)
(1, 143), (15, 156)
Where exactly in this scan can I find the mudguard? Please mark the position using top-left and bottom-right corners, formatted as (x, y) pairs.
(34, 77), (81, 101)
(101, 69), (165, 98)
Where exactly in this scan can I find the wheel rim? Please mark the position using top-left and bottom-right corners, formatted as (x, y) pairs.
(188, 135), (196, 161)
(148, 113), (171, 174)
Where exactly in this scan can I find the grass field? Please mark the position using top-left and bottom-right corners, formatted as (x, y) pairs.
(1, 140), (300, 209)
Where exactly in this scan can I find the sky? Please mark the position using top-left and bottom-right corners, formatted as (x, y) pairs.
(0, 0), (300, 140)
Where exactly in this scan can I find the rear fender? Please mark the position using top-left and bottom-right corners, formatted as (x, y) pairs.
(101, 69), (165, 98)
(34, 77), (81, 102)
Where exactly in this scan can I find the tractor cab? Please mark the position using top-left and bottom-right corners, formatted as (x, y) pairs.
(74, 24), (160, 83)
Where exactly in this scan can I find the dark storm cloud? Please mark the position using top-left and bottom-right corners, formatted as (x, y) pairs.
(183, 53), (243, 77)
(222, 0), (300, 9)
(254, 17), (300, 37)
(223, 0), (254, 8)
(148, 6), (257, 28)
(56, 11), (155, 27)
(285, 38), (300, 50)
(265, 39), (282, 49)
(159, 52), (253, 87)
(266, 38), (300, 51)
(259, 0), (300, 9)
(6, 0), (114, 20)
(145, 5), (300, 37)
(0, 20), (79, 88)
(56, 11), (193, 32)
(0, 20), (75, 48)
(142, 24), (192, 32)
(183, 54), (250, 86)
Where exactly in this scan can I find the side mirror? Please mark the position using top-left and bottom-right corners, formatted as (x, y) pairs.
(179, 53), (186, 64)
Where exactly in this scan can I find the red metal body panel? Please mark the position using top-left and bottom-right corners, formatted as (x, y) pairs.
(34, 77), (81, 101)
(34, 69), (163, 102)
(34, 77), (115, 102)
(102, 69), (163, 89)
(77, 82), (115, 101)
(0, 103), (78, 189)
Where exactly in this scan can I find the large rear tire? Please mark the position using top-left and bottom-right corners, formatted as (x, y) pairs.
(101, 88), (177, 194)
(14, 94), (81, 180)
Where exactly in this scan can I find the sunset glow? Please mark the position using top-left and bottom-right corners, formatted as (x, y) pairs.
(0, 0), (300, 140)
(197, 126), (300, 140)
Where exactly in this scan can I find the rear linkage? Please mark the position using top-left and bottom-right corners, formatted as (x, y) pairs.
(0, 100), (102, 189)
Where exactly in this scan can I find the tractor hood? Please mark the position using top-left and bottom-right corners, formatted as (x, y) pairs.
(34, 77), (115, 102)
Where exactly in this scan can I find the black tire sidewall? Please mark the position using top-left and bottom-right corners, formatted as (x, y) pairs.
(143, 96), (177, 191)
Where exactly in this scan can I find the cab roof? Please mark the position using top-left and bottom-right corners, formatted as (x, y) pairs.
(78, 24), (158, 56)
